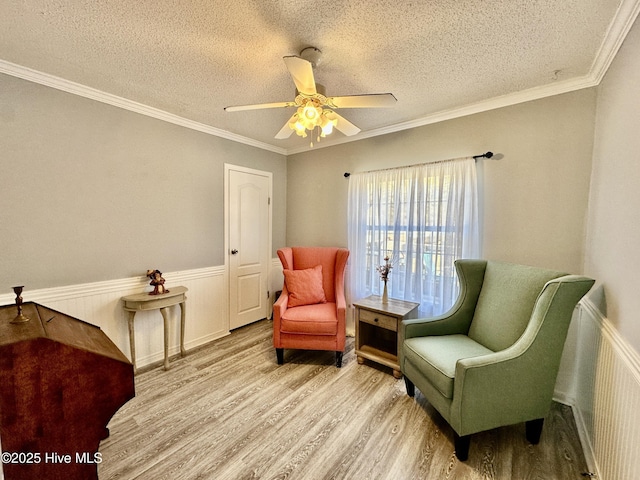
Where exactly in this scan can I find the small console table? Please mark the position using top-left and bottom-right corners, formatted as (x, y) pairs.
(122, 286), (187, 373)
(353, 295), (419, 378)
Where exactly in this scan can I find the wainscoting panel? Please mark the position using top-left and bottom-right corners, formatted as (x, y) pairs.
(573, 299), (640, 480)
(0, 266), (228, 370)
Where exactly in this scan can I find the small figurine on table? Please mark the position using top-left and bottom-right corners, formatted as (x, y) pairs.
(147, 269), (170, 295)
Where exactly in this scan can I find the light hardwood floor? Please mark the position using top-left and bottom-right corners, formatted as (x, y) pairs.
(98, 319), (590, 479)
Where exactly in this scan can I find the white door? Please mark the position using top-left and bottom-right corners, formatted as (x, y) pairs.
(226, 165), (272, 330)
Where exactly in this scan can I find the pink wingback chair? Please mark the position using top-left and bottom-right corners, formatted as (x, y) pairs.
(273, 247), (349, 367)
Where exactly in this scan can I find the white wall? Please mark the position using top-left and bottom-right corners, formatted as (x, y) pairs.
(585, 15), (640, 351)
(287, 89), (596, 275)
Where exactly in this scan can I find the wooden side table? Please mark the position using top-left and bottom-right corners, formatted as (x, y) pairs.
(354, 295), (419, 378)
(122, 286), (187, 373)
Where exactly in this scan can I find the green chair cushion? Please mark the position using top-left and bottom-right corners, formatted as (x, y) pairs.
(403, 335), (494, 399)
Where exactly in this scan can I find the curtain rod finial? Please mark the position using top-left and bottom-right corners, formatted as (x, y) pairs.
(473, 151), (495, 160)
(344, 172), (351, 178)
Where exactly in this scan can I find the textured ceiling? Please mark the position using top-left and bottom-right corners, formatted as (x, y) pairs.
(0, 0), (637, 154)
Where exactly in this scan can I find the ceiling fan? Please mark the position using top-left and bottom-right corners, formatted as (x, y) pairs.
(224, 47), (396, 143)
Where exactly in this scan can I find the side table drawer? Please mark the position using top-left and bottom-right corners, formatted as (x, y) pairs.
(359, 309), (397, 331)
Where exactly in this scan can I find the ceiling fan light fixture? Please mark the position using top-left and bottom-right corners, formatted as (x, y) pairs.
(320, 110), (338, 137)
(289, 99), (339, 140)
(302, 102), (322, 123)
(289, 115), (308, 137)
(292, 99), (326, 133)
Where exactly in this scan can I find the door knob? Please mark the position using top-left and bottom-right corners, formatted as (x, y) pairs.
(231, 249), (238, 255)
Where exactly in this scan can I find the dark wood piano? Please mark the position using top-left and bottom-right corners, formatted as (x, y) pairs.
(0, 301), (135, 480)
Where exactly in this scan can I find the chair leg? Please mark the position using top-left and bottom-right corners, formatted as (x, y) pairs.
(335, 351), (343, 368)
(276, 348), (284, 365)
(525, 418), (544, 444)
(404, 377), (415, 397)
(454, 433), (470, 461)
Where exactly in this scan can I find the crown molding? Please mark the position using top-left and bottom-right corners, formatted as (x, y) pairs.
(0, 59), (287, 156)
(286, 74), (599, 155)
(590, 0), (640, 84)
(1, 0), (638, 157)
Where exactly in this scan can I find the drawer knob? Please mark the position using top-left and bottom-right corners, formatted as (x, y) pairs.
(374, 318), (379, 322)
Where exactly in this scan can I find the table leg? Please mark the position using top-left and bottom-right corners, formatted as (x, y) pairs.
(159, 307), (170, 370)
(127, 311), (137, 374)
(179, 300), (186, 357)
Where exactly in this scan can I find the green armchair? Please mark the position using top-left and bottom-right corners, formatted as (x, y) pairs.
(399, 259), (594, 460)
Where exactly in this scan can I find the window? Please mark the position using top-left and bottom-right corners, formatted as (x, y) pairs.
(348, 157), (479, 316)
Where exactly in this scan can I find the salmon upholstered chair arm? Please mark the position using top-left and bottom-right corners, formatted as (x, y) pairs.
(333, 248), (349, 352)
(272, 247), (293, 336)
(272, 281), (288, 337)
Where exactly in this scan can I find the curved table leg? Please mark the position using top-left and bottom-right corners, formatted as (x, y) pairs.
(179, 300), (186, 357)
(127, 311), (137, 374)
(159, 307), (170, 370)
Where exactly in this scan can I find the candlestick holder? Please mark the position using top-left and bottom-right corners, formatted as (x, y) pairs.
(10, 286), (30, 324)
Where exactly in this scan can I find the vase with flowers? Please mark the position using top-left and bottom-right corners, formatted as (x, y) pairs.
(376, 256), (393, 304)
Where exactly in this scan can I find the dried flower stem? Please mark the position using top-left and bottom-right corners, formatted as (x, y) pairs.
(376, 256), (393, 281)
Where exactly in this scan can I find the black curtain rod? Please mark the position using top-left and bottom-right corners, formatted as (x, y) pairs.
(473, 151), (494, 160)
(343, 151), (494, 178)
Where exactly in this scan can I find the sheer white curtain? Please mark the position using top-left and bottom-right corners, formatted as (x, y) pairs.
(347, 157), (479, 316)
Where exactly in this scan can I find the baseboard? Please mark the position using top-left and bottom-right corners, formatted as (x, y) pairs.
(184, 329), (231, 351)
(572, 401), (598, 478)
(136, 328), (231, 367)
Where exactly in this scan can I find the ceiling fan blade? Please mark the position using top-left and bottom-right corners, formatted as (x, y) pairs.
(275, 114), (297, 139)
(283, 56), (317, 96)
(224, 101), (294, 112)
(327, 111), (361, 136)
(327, 93), (397, 109)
